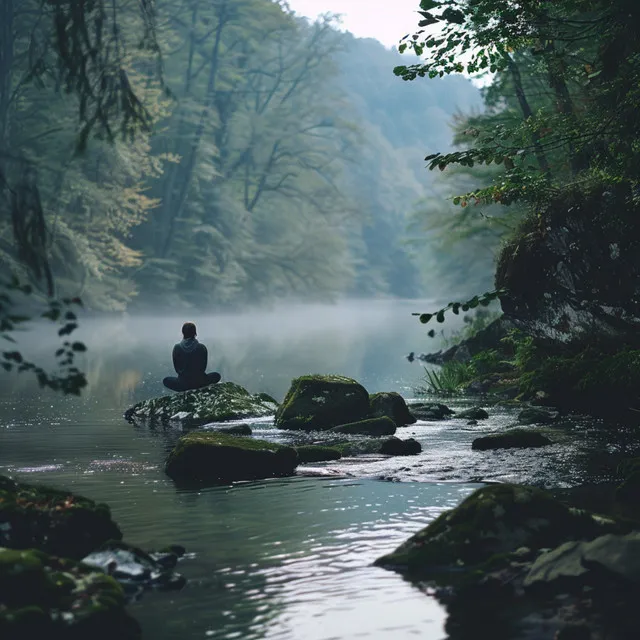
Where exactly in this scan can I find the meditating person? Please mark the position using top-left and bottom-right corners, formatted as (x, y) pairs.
(163, 322), (221, 392)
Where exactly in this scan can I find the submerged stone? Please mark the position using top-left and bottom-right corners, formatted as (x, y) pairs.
(374, 484), (615, 579)
(165, 432), (298, 485)
(0, 547), (140, 640)
(275, 374), (370, 431)
(295, 445), (342, 463)
(81, 541), (185, 596)
(517, 407), (559, 425)
(379, 437), (421, 456)
(369, 392), (416, 427)
(409, 402), (454, 420)
(328, 416), (396, 436)
(456, 407), (489, 420)
(472, 429), (553, 451)
(124, 382), (278, 426)
(0, 475), (122, 560)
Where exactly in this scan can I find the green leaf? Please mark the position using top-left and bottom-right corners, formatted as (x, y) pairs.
(436, 311), (445, 323)
(419, 313), (433, 324)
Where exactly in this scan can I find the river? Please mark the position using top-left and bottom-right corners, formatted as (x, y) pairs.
(0, 300), (635, 639)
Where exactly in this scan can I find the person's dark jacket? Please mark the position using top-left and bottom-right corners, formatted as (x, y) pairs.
(172, 338), (208, 382)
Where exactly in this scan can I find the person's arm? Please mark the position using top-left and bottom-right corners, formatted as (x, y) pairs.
(172, 344), (182, 375)
(200, 344), (208, 373)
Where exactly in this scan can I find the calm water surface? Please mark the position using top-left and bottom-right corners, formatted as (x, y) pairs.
(1, 301), (637, 639)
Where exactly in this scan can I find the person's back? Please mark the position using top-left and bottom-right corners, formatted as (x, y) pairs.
(163, 322), (221, 392)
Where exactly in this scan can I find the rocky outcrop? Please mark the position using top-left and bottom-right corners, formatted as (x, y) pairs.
(472, 429), (553, 450)
(124, 382), (278, 426)
(496, 187), (640, 344)
(0, 475), (122, 560)
(369, 392), (416, 427)
(379, 437), (421, 456)
(328, 417), (396, 437)
(295, 445), (342, 463)
(0, 547), (140, 640)
(165, 432), (298, 484)
(275, 375), (370, 431)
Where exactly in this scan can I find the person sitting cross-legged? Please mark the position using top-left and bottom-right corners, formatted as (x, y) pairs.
(162, 322), (221, 392)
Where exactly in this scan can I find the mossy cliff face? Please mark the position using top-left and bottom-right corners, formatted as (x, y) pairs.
(0, 547), (140, 640)
(375, 484), (615, 578)
(165, 432), (299, 485)
(275, 375), (370, 431)
(125, 382), (278, 426)
(0, 475), (122, 560)
(496, 187), (640, 344)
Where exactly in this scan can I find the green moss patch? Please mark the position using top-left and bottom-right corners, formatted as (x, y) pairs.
(0, 475), (122, 560)
(165, 432), (299, 485)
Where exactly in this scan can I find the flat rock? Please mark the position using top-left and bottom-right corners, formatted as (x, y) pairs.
(456, 406), (489, 420)
(472, 429), (553, 451)
(517, 407), (559, 425)
(165, 432), (298, 485)
(124, 382), (278, 426)
(379, 437), (421, 456)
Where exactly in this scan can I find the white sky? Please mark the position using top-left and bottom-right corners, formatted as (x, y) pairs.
(286, 0), (422, 48)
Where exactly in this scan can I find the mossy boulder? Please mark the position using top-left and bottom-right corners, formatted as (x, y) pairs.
(369, 392), (416, 427)
(0, 475), (122, 560)
(456, 407), (489, 420)
(517, 407), (559, 425)
(124, 382), (278, 426)
(165, 432), (298, 485)
(409, 402), (454, 420)
(295, 446), (342, 463)
(328, 417), (396, 436)
(0, 547), (140, 640)
(472, 429), (553, 451)
(275, 375), (370, 431)
(374, 484), (615, 579)
(379, 437), (421, 456)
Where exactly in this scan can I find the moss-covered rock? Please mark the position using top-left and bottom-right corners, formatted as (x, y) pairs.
(328, 417), (396, 436)
(374, 484), (615, 579)
(369, 392), (416, 427)
(0, 547), (140, 640)
(124, 382), (278, 426)
(456, 407), (489, 420)
(0, 475), (122, 560)
(409, 402), (454, 420)
(212, 424), (252, 436)
(275, 374), (370, 431)
(517, 407), (559, 425)
(472, 429), (553, 451)
(379, 437), (421, 456)
(295, 445), (342, 463)
(165, 432), (298, 484)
